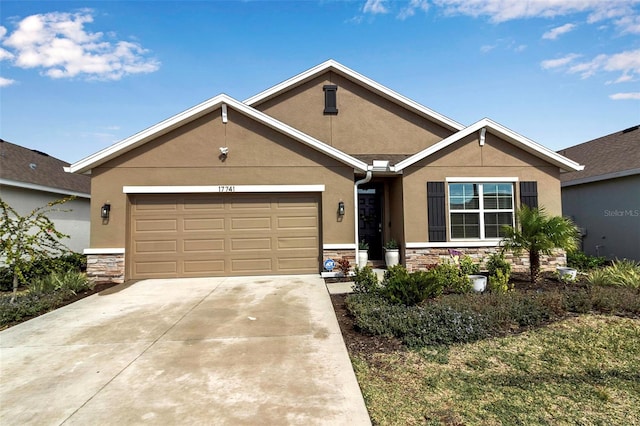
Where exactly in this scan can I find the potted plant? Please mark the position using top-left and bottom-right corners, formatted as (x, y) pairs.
(358, 240), (369, 267)
(384, 239), (400, 267)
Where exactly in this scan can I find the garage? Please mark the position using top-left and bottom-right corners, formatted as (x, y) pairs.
(128, 193), (320, 279)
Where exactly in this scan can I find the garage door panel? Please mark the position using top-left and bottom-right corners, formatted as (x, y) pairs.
(231, 217), (272, 231)
(130, 193), (319, 279)
(231, 238), (272, 251)
(184, 218), (224, 231)
(183, 239), (224, 253)
(135, 219), (177, 232)
(135, 240), (177, 254)
(183, 260), (225, 274)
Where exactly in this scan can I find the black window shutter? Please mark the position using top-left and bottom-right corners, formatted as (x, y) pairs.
(520, 181), (538, 209)
(323, 85), (338, 114)
(427, 182), (447, 242)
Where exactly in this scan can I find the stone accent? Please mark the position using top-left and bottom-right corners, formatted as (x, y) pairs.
(404, 247), (566, 273)
(322, 249), (356, 271)
(86, 254), (125, 284)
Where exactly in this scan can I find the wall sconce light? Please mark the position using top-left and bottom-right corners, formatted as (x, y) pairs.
(101, 203), (111, 219)
(338, 201), (345, 216)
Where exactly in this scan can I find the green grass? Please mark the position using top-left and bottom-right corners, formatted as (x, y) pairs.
(353, 315), (640, 425)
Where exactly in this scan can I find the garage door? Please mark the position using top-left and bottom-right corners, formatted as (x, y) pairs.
(129, 193), (320, 279)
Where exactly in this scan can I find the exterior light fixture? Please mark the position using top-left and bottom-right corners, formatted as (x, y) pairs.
(101, 203), (111, 219)
(338, 201), (345, 216)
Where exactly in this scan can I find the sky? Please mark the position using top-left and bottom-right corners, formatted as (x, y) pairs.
(1, 0), (639, 164)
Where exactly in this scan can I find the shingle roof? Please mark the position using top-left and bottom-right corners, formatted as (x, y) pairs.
(559, 125), (640, 185)
(0, 139), (90, 195)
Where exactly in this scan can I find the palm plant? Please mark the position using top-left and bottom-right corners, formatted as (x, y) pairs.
(501, 205), (579, 283)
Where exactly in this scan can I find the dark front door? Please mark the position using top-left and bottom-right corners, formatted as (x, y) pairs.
(358, 184), (383, 259)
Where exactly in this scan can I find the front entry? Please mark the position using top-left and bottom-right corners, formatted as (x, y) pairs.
(358, 184), (383, 260)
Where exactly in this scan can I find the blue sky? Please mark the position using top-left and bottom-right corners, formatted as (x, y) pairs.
(1, 0), (639, 163)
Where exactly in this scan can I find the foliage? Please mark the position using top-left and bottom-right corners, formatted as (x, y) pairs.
(358, 239), (369, 250)
(501, 205), (579, 283)
(587, 259), (640, 289)
(489, 269), (511, 294)
(431, 262), (471, 294)
(384, 239), (399, 250)
(458, 255), (480, 275)
(380, 267), (443, 306)
(567, 250), (607, 271)
(352, 265), (379, 294)
(0, 197), (74, 301)
(0, 253), (87, 292)
(486, 252), (511, 279)
(336, 257), (351, 276)
(0, 271), (93, 327)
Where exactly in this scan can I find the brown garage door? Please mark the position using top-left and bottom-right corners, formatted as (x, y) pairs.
(129, 193), (320, 279)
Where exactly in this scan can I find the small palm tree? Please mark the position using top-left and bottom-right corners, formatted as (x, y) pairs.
(501, 205), (579, 283)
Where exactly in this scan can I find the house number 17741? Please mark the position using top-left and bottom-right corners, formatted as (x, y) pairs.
(218, 186), (235, 192)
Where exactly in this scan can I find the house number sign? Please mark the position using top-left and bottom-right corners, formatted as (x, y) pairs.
(218, 186), (235, 192)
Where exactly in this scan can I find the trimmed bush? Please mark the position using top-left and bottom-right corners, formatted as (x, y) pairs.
(380, 268), (443, 306)
(352, 266), (379, 294)
(0, 253), (87, 291)
(567, 250), (607, 271)
(431, 262), (471, 294)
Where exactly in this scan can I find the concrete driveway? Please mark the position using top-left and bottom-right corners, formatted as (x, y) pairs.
(0, 276), (370, 425)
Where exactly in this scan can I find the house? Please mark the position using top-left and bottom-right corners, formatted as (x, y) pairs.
(559, 125), (640, 261)
(67, 60), (583, 283)
(0, 139), (91, 254)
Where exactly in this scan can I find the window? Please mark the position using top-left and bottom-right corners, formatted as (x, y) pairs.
(323, 85), (338, 114)
(449, 182), (514, 239)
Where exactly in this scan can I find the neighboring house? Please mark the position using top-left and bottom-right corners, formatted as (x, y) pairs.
(559, 125), (640, 261)
(68, 60), (583, 283)
(0, 139), (91, 254)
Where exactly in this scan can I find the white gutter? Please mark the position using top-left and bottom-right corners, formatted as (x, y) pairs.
(354, 170), (372, 266)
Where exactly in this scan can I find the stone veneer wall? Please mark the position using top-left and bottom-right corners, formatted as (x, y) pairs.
(322, 249), (356, 271)
(86, 254), (125, 284)
(405, 247), (566, 273)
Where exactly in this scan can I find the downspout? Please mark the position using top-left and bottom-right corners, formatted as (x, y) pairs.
(354, 169), (372, 266)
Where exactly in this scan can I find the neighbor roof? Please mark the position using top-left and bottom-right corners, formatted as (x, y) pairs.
(244, 59), (464, 132)
(559, 125), (640, 186)
(0, 139), (90, 196)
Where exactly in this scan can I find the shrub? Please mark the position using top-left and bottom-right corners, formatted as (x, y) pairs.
(587, 259), (640, 288)
(486, 252), (511, 279)
(380, 267), (443, 306)
(431, 262), (471, 294)
(0, 253), (87, 292)
(0, 289), (74, 326)
(352, 266), (379, 294)
(459, 255), (480, 275)
(567, 251), (607, 271)
(590, 286), (640, 315)
(337, 257), (351, 276)
(563, 289), (593, 314)
(489, 269), (511, 294)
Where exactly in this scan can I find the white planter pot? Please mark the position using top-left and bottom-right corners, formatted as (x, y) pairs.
(468, 275), (487, 293)
(358, 251), (369, 267)
(557, 267), (577, 280)
(384, 249), (400, 267)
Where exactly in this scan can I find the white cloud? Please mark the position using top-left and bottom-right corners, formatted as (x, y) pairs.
(363, 0), (388, 14)
(1, 10), (160, 81)
(0, 48), (13, 61)
(540, 53), (581, 70)
(398, 0), (429, 20)
(543, 23), (576, 39)
(609, 92), (640, 100)
(0, 26), (7, 39)
(481, 44), (496, 53)
(0, 76), (16, 87)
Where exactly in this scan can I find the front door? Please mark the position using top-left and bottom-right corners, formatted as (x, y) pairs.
(358, 184), (383, 259)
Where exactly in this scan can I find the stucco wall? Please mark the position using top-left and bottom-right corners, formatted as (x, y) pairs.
(254, 72), (454, 155)
(402, 132), (562, 243)
(0, 185), (90, 253)
(89, 107), (356, 250)
(562, 175), (640, 261)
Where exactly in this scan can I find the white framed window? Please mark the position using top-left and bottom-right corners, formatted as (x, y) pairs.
(448, 182), (514, 240)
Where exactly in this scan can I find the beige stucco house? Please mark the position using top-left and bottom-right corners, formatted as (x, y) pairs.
(68, 60), (583, 283)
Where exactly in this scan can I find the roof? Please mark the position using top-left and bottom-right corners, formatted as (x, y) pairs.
(0, 139), (90, 197)
(67, 94), (368, 174)
(394, 118), (584, 173)
(244, 59), (464, 132)
(559, 125), (640, 186)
